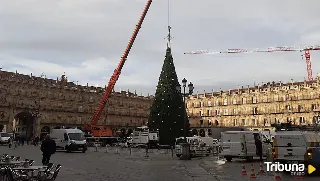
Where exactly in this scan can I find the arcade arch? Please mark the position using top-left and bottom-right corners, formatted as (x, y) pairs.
(14, 112), (35, 138)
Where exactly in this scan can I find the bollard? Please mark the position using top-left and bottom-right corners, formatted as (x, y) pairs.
(145, 145), (149, 158)
(95, 143), (98, 152)
(129, 146), (132, 155)
(105, 145), (108, 153)
(171, 146), (174, 158)
(116, 146), (119, 154)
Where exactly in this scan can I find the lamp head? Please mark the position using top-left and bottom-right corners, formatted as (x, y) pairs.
(182, 78), (187, 87)
(188, 82), (194, 94)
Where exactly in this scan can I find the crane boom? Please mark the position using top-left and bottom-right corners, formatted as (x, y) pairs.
(85, 0), (153, 131)
(184, 45), (320, 81)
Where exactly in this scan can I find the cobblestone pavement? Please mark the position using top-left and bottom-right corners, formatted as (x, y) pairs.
(1, 145), (319, 181)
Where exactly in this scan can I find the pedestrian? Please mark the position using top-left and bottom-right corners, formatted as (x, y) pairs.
(35, 135), (40, 146)
(8, 137), (12, 148)
(254, 135), (263, 161)
(40, 134), (56, 165)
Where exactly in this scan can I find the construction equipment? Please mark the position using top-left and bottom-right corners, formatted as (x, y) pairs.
(184, 45), (320, 81)
(83, 0), (153, 137)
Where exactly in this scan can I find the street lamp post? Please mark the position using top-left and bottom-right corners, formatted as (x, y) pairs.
(176, 78), (194, 160)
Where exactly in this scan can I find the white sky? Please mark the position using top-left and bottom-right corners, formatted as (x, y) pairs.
(1, 0), (320, 95)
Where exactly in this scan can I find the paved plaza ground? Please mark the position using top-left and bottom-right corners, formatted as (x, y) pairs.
(1, 145), (319, 181)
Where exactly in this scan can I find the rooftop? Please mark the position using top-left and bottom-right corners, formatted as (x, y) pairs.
(0, 70), (153, 99)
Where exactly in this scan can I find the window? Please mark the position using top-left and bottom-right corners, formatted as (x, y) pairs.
(252, 97), (257, 103)
(78, 106), (83, 112)
(233, 108), (237, 115)
(264, 118), (268, 126)
(0, 133), (9, 137)
(312, 104), (317, 110)
(207, 101), (212, 107)
(200, 102), (203, 107)
(199, 111), (202, 116)
(215, 110), (219, 116)
(242, 119), (247, 126)
(263, 96), (268, 102)
(234, 119), (237, 126)
(68, 133), (85, 141)
(299, 117), (305, 124)
(298, 105), (302, 112)
(286, 105), (291, 111)
(232, 98), (237, 105)
(253, 107), (258, 114)
(208, 120), (212, 125)
(224, 109), (228, 115)
(252, 119), (257, 126)
(207, 110), (210, 116)
(77, 116), (82, 123)
(283, 95), (286, 101)
(223, 99), (228, 105)
(215, 99), (219, 106)
(242, 98), (247, 104)
(63, 133), (69, 141)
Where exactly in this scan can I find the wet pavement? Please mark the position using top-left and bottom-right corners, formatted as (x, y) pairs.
(1, 145), (319, 181)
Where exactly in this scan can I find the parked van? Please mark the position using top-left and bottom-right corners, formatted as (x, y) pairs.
(220, 131), (271, 161)
(0, 132), (11, 144)
(50, 128), (87, 153)
(273, 131), (320, 163)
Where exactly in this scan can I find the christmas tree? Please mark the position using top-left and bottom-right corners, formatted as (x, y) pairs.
(148, 46), (190, 145)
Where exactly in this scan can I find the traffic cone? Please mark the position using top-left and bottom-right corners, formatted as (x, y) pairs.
(250, 164), (257, 178)
(259, 161), (265, 174)
(241, 162), (247, 175)
(274, 171), (282, 180)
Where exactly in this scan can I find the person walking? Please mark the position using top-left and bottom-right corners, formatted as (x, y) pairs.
(254, 135), (263, 161)
(40, 135), (56, 165)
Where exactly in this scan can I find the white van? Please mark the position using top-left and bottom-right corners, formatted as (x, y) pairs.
(0, 132), (11, 144)
(220, 131), (271, 161)
(50, 128), (87, 153)
(273, 131), (320, 163)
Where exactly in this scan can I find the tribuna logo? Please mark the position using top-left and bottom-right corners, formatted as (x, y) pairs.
(264, 162), (305, 173)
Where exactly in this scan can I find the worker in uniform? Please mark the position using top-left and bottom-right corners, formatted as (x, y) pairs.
(254, 135), (263, 161)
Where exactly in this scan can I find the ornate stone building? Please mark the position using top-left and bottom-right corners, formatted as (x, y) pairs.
(0, 70), (152, 137)
(187, 75), (320, 132)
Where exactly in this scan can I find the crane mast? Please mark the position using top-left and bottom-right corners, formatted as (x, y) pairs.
(85, 0), (153, 132)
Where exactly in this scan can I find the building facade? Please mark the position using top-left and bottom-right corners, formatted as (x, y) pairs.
(187, 75), (320, 131)
(0, 70), (152, 137)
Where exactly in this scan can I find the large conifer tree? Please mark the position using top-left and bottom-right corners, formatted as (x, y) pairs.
(148, 46), (190, 145)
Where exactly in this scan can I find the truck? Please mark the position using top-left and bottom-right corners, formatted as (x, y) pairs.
(131, 126), (159, 148)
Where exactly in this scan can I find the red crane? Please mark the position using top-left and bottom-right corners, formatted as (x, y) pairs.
(184, 45), (320, 81)
(84, 0), (153, 137)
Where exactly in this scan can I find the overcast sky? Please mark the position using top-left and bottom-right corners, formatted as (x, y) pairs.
(1, 0), (320, 95)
